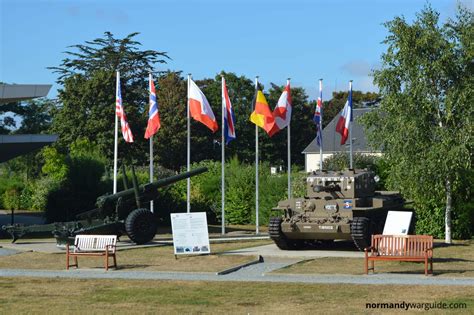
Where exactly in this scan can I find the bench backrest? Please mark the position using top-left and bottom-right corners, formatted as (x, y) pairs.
(74, 234), (117, 253)
(372, 234), (433, 257)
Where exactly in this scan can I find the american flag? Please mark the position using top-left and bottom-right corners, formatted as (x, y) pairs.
(313, 80), (323, 146)
(116, 73), (134, 143)
(145, 74), (161, 139)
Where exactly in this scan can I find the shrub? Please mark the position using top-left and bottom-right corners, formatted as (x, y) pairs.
(323, 152), (380, 171)
(3, 186), (22, 210)
(0, 177), (23, 209)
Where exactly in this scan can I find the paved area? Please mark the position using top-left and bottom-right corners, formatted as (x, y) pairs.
(0, 238), (169, 254)
(1, 260), (473, 286)
(0, 239), (363, 258)
(227, 243), (364, 258)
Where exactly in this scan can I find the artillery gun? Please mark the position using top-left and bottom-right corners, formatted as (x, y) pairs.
(269, 169), (406, 251)
(2, 166), (207, 245)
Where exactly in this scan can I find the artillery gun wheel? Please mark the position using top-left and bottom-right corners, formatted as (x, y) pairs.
(269, 217), (304, 250)
(125, 208), (158, 244)
(350, 217), (374, 251)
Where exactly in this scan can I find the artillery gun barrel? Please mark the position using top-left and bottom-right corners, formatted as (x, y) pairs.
(98, 167), (208, 202)
(144, 167), (208, 192)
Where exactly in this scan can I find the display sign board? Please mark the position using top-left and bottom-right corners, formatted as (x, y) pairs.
(383, 211), (413, 235)
(170, 212), (210, 255)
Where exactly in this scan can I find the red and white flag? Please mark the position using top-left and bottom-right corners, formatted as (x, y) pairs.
(189, 79), (218, 132)
(116, 74), (134, 143)
(268, 81), (292, 137)
(335, 85), (352, 145)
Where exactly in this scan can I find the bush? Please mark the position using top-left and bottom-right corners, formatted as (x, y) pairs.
(42, 138), (107, 222)
(0, 178), (26, 210)
(323, 152), (380, 171)
(3, 186), (22, 210)
(164, 158), (297, 226)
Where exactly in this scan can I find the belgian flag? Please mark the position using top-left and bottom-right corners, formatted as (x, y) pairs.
(249, 84), (275, 136)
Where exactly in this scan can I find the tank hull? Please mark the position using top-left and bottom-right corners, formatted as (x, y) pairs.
(269, 169), (407, 251)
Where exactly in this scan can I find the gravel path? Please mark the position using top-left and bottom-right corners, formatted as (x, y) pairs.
(1, 258), (473, 286)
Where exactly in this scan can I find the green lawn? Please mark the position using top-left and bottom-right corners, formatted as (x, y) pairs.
(0, 239), (271, 272)
(0, 278), (472, 314)
(273, 240), (474, 277)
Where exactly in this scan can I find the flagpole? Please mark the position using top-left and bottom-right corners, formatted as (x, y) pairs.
(187, 74), (191, 213)
(221, 75), (225, 235)
(149, 73), (154, 213)
(349, 80), (353, 169)
(255, 76), (259, 235)
(319, 79), (323, 171)
(113, 71), (119, 194)
(286, 78), (291, 199)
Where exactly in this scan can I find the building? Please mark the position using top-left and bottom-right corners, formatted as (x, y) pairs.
(302, 108), (381, 172)
(0, 84), (57, 163)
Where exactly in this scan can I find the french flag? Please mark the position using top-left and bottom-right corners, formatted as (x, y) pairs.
(222, 77), (236, 144)
(145, 74), (161, 139)
(335, 82), (352, 145)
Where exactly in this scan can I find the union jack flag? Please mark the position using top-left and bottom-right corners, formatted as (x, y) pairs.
(313, 80), (323, 147)
(145, 74), (161, 139)
(116, 73), (134, 143)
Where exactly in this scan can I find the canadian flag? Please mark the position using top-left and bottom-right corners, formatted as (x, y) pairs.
(268, 81), (292, 137)
(189, 79), (218, 132)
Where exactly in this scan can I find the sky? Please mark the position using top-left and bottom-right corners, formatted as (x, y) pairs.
(0, 0), (470, 100)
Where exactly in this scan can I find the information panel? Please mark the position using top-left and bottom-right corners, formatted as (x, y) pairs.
(170, 212), (210, 255)
(383, 211), (413, 235)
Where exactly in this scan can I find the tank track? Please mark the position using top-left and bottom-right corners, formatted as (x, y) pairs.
(269, 217), (304, 250)
(350, 217), (371, 251)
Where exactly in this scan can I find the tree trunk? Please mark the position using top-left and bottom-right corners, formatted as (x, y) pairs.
(445, 178), (452, 244)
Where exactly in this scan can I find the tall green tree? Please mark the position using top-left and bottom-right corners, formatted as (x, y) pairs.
(361, 6), (473, 242)
(49, 32), (169, 166)
(153, 71), (188, 171)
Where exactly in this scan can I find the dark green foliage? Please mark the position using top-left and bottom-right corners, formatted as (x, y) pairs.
(49, 32), (170, 166)
(42, 139), (108, 222)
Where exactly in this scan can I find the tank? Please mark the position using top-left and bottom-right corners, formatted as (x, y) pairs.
(269, 169), (406, 251)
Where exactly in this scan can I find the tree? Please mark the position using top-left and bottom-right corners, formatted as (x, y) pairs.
(361, 6), (473, 242)
(49, 32), (169, 166)
(15, 98), (55, 134)
(152, 71), (188, 171)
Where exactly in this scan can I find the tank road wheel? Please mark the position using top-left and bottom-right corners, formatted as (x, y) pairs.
(269, 217), (304, 250)
(125, 208), (158, 244)
(350, 217), (374, 251)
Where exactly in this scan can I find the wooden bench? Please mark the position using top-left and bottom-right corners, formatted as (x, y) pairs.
(66, 235), (117, 271)
(364, 234), (433, 276)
